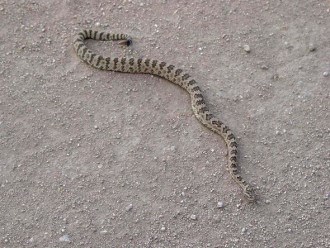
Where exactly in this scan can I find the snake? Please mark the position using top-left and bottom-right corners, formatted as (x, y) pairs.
(73, 29), (256, 202)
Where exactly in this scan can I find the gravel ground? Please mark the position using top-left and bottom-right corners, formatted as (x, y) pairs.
(0, 0), (329, 247)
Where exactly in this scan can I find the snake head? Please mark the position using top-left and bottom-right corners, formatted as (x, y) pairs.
(118, 37), (132, 47)
(243, 185), (256, 202)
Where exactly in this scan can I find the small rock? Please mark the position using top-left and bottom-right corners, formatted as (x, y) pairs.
(126, 204), (133, 211)
(308, 43), (316, 52)
(190, 214), (197, 220)
(160, 226), (166, 231)
(243, 44), (251, 53)
(217, 201), (224, 208)
(261, 64), (269, 70)
(323, 71), (329, 77)
(241, 227), (247, 234)
(284, 41), (291, 49)
(272, 73), (279, 80)
(94, 125), (99, 129)
(95, 22), (100, 27)
(59, 234), (70, 242)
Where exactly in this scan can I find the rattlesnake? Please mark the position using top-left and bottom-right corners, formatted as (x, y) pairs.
(73, 29), (256, 202)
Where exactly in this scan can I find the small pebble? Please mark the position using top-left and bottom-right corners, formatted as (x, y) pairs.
(160, 226), (166, 231)
(272, 73), (279, 80)
(217, 201), (224, 208)
(95, 22), (100, 27)
(126, 204), (133, 211)
(94, 125), (99, 129)
(190, 214), (197, 220)
(241, 228), (247, 234)
(261, 64), (269, 70)
(284, 41), (290, 48)
(59, 234), (70, 242)
(308, 43), (316, 52)
(323, 71), (329, 77)
(243, 44), (251, 53)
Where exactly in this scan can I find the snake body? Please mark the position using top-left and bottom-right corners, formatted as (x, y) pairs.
(73, 29), (255, 202)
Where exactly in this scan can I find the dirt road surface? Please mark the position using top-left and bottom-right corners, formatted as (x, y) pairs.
(0, 0), (329, 247)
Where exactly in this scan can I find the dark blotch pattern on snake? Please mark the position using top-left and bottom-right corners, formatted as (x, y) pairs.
(73, 29), (256, 202)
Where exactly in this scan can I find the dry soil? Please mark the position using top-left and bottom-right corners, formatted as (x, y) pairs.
(0, 0), (329, 247)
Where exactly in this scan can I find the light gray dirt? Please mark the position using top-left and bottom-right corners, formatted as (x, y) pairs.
(0, 1), (329, 247)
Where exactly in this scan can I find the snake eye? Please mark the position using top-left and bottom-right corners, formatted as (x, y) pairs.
(126, 38), (132, 46)
(118, 38), (132, 46)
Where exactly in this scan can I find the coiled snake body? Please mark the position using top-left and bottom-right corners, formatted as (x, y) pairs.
(73, 29), (255, 202)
